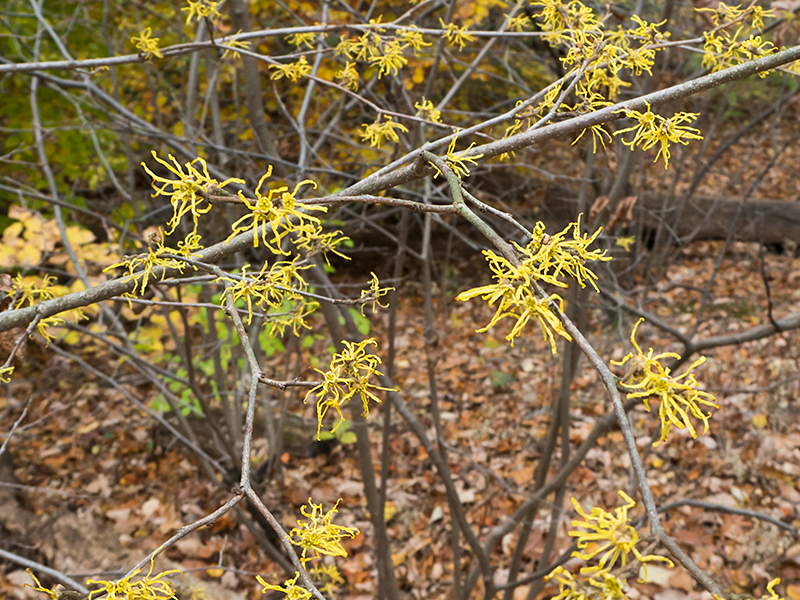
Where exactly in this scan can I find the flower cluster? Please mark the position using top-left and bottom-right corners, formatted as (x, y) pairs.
(546, 566), (628, 600)
(286, 31), (315, 49)
(293, 225), (351, 267)
(182, 0), (221, 25)
(519, 0), (686, 153)
(105, 231), (202, 296)
(506, 14), (532, 32)
(270, 56), (313, 82)
(308, 564), (345, 597)
(456, 217), (610, 351)
(358, 116), (408, 149)
(131, 28), (163, 59)
(615, 103), (703, 169)
(256, 573), (310, 600)
(290, 499), (360, 564)
(414, 97), (442, 124)
(611, 318), (720, 446)
(336, 19), (430, 85)
(697, 3), (775, 75)
(10, 273), (58, 308)
(439, 19), (475, 50)
(335, 61), (360, 90)
(141, 151), (244, 235)
(218, 260), (316, 335)
(569, 491), (673, 573)
(83, 558), (180, 600)
(226, 167), (325, 254)
(545, 492), (673, 600)
(304, 338), (391, 436)
(9, 274), (81, 344)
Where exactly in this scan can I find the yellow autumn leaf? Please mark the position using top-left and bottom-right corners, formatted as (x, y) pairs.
(19, 244), (43, 267)
(384, 501), (398, 522)
(66, 225), (96, 245)
(752, 413), (768, 429)
(3, 221), (24, 242)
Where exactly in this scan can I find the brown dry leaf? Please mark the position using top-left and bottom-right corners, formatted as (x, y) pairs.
(589, 195), (610, 223)
(509, 465), (534, 486)
(607, 195), (638, 229)
(669, 568), (695, 592)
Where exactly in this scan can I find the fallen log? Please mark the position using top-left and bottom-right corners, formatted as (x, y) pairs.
(545, 186), (800, 246)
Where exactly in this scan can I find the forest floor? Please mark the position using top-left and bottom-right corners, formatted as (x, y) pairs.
(1, 236), (800, 600)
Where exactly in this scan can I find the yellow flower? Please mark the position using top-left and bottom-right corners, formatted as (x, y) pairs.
(761, 578), (786, 600)
(588, 571), (629, 600)
(182, 0), (221, 24)
(360, 272), (394, 315)
(11, 273), (59, 308)
(304, 338), (393, 436)
(226, 166), (324, 254)
(308, 564), (345, 597)
(218, 259), (312, 326)
(36, 316), (66, 345)
(413, 97), (441, 123)
(628, 15), (668, 44)
(131, 27), (163, 59)
(545, 566), (628, 600)
(86, 555), (180, 600)
(569, 490), (673, 573)
(0, 366), (14, 383)
(507, 14), (532, 32)
(268, 298), (318, 338)
(369, 39), (408, 77)
(511, 290), (571, 353)
(611, 318), (720, 446)
(24, 570), (58, 600)
(358, 116), (408, 148)
(256, 573), (311, 600)
(221, 31), (251, 60)
(454, 253), (570, 351)
(695, 1), (744, 26)
(397, 27), (431, 52)
(290, 499), (360, 563)
(270, 56), (313, 82)
(104, 230), (203, 295)
(455, 216), (609, 350)
(335, 61), (360, 91)
(141, 151), (244, 234)
(292, 224), (351, 266)
(615, 236), (635, 252)
(750, 6), (775, 30)
(516, 216), (611, 292)
(286, 31), (316, 49)
(429, 133), (484, 180)
(615, 102), (703, 169)
(545, 566), (590, 600)
(439, 19), (475, 50)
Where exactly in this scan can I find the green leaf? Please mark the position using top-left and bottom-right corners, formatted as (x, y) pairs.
(339, 431), (357, 444)
(152, 395), (171, 413)
(350, 308), (371, 335)
(489, 369), (515, 389)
